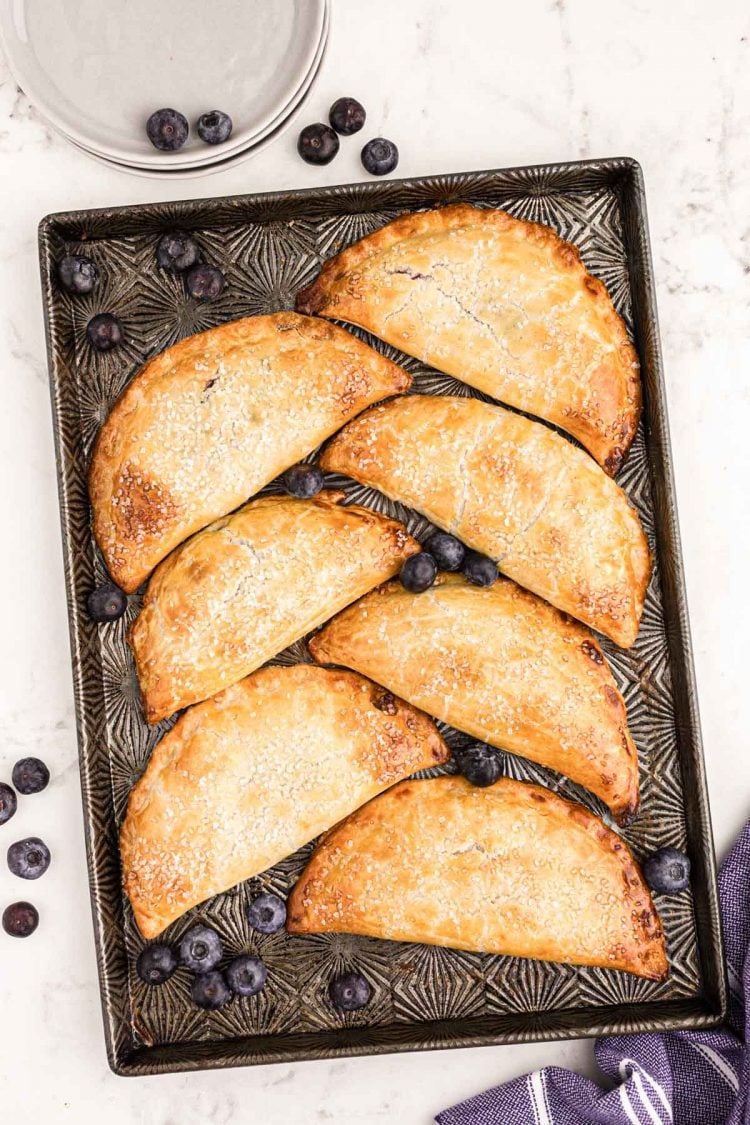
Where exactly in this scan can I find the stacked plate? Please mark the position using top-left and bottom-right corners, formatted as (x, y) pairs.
(0, 0), (329, 177)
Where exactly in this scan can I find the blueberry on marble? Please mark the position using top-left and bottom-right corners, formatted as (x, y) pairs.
(2, 901), (39, 937)
(328, 971), (372, 1012)
(455, 743), (503, 788)
(146, 108), (189, 151)
(179, 923), (223, 973)
(329, 97), (366, 136)
(297, 123), (340, 165)
(197, 110), (233, 145)
(399, 552), (437, 594)
(7, 837), (51, 880)
(247, 892), (286, 934)
(11, 758), (49, 796)
(0, 783), (17, 826)
(86, 582), (127, 623)
(136, 943), (178, 985)
(156, 232), (200, 272)
(86, 313), (123, 352)
(643, 847), (691, 894)
(58, 255), (98, 296)
(424, 531), (465, 572)
(191, 970), (231, 1010)
(186, 264), (225, 301)
(281, 463), (324, 499)
(226, 954), (268, 997)
(461, 550), (498, 587)
(361, 137), (398, 176)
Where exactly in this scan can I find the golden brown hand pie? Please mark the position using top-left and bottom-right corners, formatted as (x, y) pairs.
(310, 575), (639, 822)
(120, 664), (448, 938)
(128, 491), (418, 722)
(297, 204), (640, 474)
(287, 776), (668, 980)
(89, 312), (410, 592)
(321, 395), (650, 647)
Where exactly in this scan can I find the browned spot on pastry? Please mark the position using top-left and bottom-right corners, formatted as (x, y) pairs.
(373, 689), (397, 715)
(581, 639), (604, 665)
(584, 276), (605, 298)
(529, 791), (546, 802)
(113, 464), (181, 544)
(604, 446), (625, 476)
(604, 685), (621, 708)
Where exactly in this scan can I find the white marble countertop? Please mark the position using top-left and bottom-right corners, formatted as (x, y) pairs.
(1, 1), (749, 1121)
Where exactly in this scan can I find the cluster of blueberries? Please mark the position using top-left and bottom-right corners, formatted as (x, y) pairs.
(0, 758), (51, 938)
(139, 891), (371, 1014)
(57, 230), (226, 361)
(298, 97), (399, 176)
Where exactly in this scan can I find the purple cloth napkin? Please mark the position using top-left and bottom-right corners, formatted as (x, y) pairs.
(437, 823), (750, 1125)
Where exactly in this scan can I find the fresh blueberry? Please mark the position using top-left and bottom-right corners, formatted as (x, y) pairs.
(329, 97), (366, 136)
(156, 232), (200, 273)
(361, 137), (399, 176)
(186, 264), (225, 301)
(328, 971), (372, 1012)
(462, 550), (498, 587)
(87, 582), (127, 623)
(399, 552), (438, 593)
(247, 892), (286, 934)
(86, 313), (123, 352)
(136, 943), (178, 985)
(424, 531), (465, 572)
(179, 923), (223, 973)
(58, 255), (98, 296)
(7, 837), (51, 880)
(2, 901), (39, 938)
(297, 123), (340, 165)
(643, 847), (691, 894)
(191, 970), (231, 1010)
(197, 110), (233, 145)
(282, 463), (324, 499)
(146, 108), (189, 151)
(0, 784), (17, 826)
(11, 758), (49, 796)
(455, 743), (503, 788)
(226, 954), (268, 997)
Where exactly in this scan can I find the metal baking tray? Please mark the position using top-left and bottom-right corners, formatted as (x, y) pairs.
(38, 159), (727, 1076)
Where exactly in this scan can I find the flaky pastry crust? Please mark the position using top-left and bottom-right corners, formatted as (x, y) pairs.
(287, 775), (668, 980)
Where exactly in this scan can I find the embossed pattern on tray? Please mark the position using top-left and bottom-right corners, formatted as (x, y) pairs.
(38, 161), (726, 1075)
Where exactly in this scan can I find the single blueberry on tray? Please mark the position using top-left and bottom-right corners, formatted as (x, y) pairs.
(644, 846), (691, 894)
(329, 97), (366, 136)
(462, 550), (498, 587)
(156, 232), (200, 272)
(226, 954), (268, 997)
(7, 837), (51, 880)
(146, 108), (189, 151)
(399, 552), (437, 593)
(455, 743), (503, 788)
(136, 943), (178, 986)
(2, 901), (39, 938)
(297, 122), (340, 165)
(0, 783), (17, 826)
(197, 110), (233, 145)
(179, 923), (223, 973)
(282, 463), (324, 499)
(247, 892), (287, 934)
(87, 582), (127, 623)
(329, 971), (372, 1012)
(12, 757), (49, 795)
(361, 137), (398, 176)
(86, 313), (123, 352)
(58, 254), (98, 296)
(191, 970), (231, 1010)
(186, 264), (225, 301)
(424, 530), (465, 572)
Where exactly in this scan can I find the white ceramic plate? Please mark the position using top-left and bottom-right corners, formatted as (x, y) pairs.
(64, 0), (329, 172)
(58, 28), (328, 180)
(0, 0), (326, 167)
